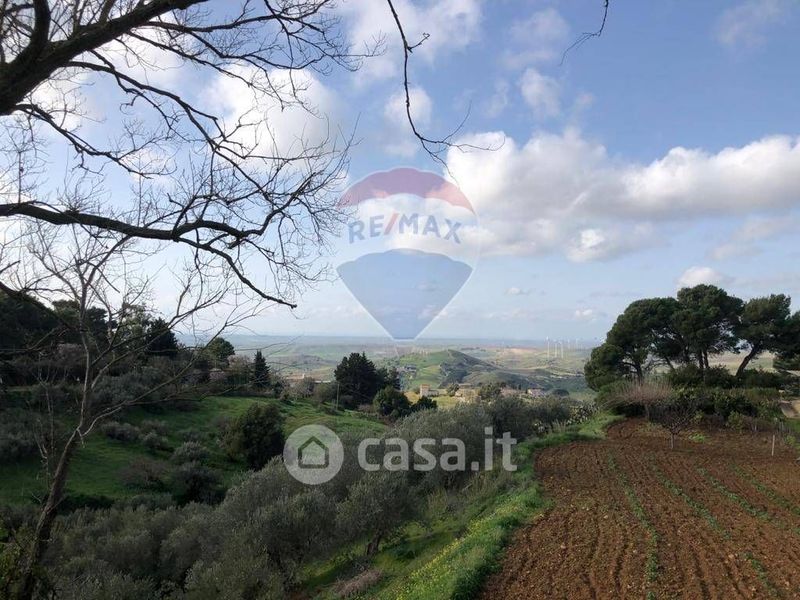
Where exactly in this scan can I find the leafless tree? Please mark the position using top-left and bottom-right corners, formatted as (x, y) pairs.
(0, 0), (386, 308)
(3, 208), (260, 598)
(651, 395), (700, 450)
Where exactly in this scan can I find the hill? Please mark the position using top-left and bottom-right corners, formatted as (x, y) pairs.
(0, 396), (384, 507)
(384, 348), (590, 396)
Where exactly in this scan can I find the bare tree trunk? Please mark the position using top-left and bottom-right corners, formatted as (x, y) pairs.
(16, 430), (79, 600)
(736, 346), (760, 378)
(366, 532), (384, 557)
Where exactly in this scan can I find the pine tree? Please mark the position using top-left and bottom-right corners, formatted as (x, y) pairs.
(252, 350), (270, 388)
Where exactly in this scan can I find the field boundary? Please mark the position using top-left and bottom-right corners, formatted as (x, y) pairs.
(363, 412), (620, 599)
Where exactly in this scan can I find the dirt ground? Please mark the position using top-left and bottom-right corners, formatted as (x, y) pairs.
(481, 419), (800, 599)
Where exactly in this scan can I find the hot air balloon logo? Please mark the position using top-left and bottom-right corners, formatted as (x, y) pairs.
(335, 168), (480, 340)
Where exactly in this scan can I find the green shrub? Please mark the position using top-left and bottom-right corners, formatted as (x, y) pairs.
(171, 442), (209, 465)
(170, 462), (223, 505)
(100, 421), (141, 443)
(727, 411), (747, 431)
(0, 428), (38, 464)
(141, 432), (170, 453)
(120, 460), (169, 493)
(738, 369), (786, 389)
(336, 471), (416, 556)
(140, 419), (169, 437)
(223, 403), (284, 470)
(374, 386), (413, 418)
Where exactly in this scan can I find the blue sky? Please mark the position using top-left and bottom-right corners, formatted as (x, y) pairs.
(241, 0), (800, 342)
(17, 0), (800, 343)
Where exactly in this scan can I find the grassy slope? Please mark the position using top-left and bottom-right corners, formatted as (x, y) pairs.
(0, 397), (383, 505)
(308, 412), (620, 600)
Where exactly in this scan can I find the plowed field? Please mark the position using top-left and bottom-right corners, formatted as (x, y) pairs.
(481, 419), (800, 599)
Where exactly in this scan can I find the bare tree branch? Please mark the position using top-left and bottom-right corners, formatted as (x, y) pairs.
(561, 0), (610, 65)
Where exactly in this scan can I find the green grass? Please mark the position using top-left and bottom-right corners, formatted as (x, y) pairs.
(527, 412), (622, 450)
(0, 397), (383, 506)
(373, 482), (544, 600)
(309, 412), (618, 600)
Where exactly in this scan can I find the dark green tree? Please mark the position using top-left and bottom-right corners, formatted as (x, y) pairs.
(377, 366), (401, 390)
(52, 300), (110, 346)
(334, 353), (379, 407)
(414, 395), (438, 411)
(204, 337), (235, 369)
(225, 403), (285, 470)
(145, 318), (180, 359)
(673, 285), (743, 372)
(374, 386), (412, 418)
(775, 311), (800, 371)
(584, 343), (627, 391)
(252, 350), (270, 389)
(0, 292), (59, 356)
(735, 295), (792, 377)
(605, 301), (655, 381)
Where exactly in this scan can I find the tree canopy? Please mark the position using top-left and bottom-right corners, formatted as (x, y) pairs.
(585, 284), (798, 390)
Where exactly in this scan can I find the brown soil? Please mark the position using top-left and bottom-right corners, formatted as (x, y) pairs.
(480, 419), (800, 600)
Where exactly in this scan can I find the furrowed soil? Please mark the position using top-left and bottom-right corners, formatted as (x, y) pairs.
(480, 419), (800, 600)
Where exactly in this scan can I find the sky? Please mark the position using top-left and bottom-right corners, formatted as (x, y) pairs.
(240, 0), (800, 342)
(15, 0), (800, 343)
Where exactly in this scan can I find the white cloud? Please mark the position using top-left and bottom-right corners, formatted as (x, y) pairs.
(444, 129), (800, 262)
(382, 86), (433, 157)
(677, 266), (732, 289)
(342, 0), (482, 84)
(503, 8), (570, 69)
(566, 224), (658, 263)
(710, 216), (798, 260)
(30, 68), (94, 132)
(519, 68), (561, 118)
(485, 79), (510, 118)
(714, 0), (789, 48)
(505, 287), (530, 296)
(207, 67), (340, 157)
(574, 308), (601, 321)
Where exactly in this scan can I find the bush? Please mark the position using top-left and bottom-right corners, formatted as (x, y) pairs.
(738, 369), (786, 389)
(727, 411), (747, 431)
(0, 418), (38, 463)
(336, 471), (416, 556)
(140, 419), (169, 436)
(100, 421), (141, 443)
(171, 442), (209, 465)
(120, 458), (169, 491)
(393, 403), (491, 490)
(55, 571), (157, 600)
(141, 432), (171, 453)
(596, 380), (674, 418)
(92, 368), (165, 408)
(170, 462), (223, 504)
(178, 428), (206, 443)
(374, 386), (412, 418)
(667, 365), (735, 389)
(414, 395), (438, 411)
(224, 403), (285, 469)
(312, 381), (338, 406)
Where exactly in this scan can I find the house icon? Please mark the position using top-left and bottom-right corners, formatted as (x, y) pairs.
(298, 436), (329, 469)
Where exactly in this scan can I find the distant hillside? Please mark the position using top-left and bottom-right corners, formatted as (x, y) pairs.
(386, 349), (588, 395)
